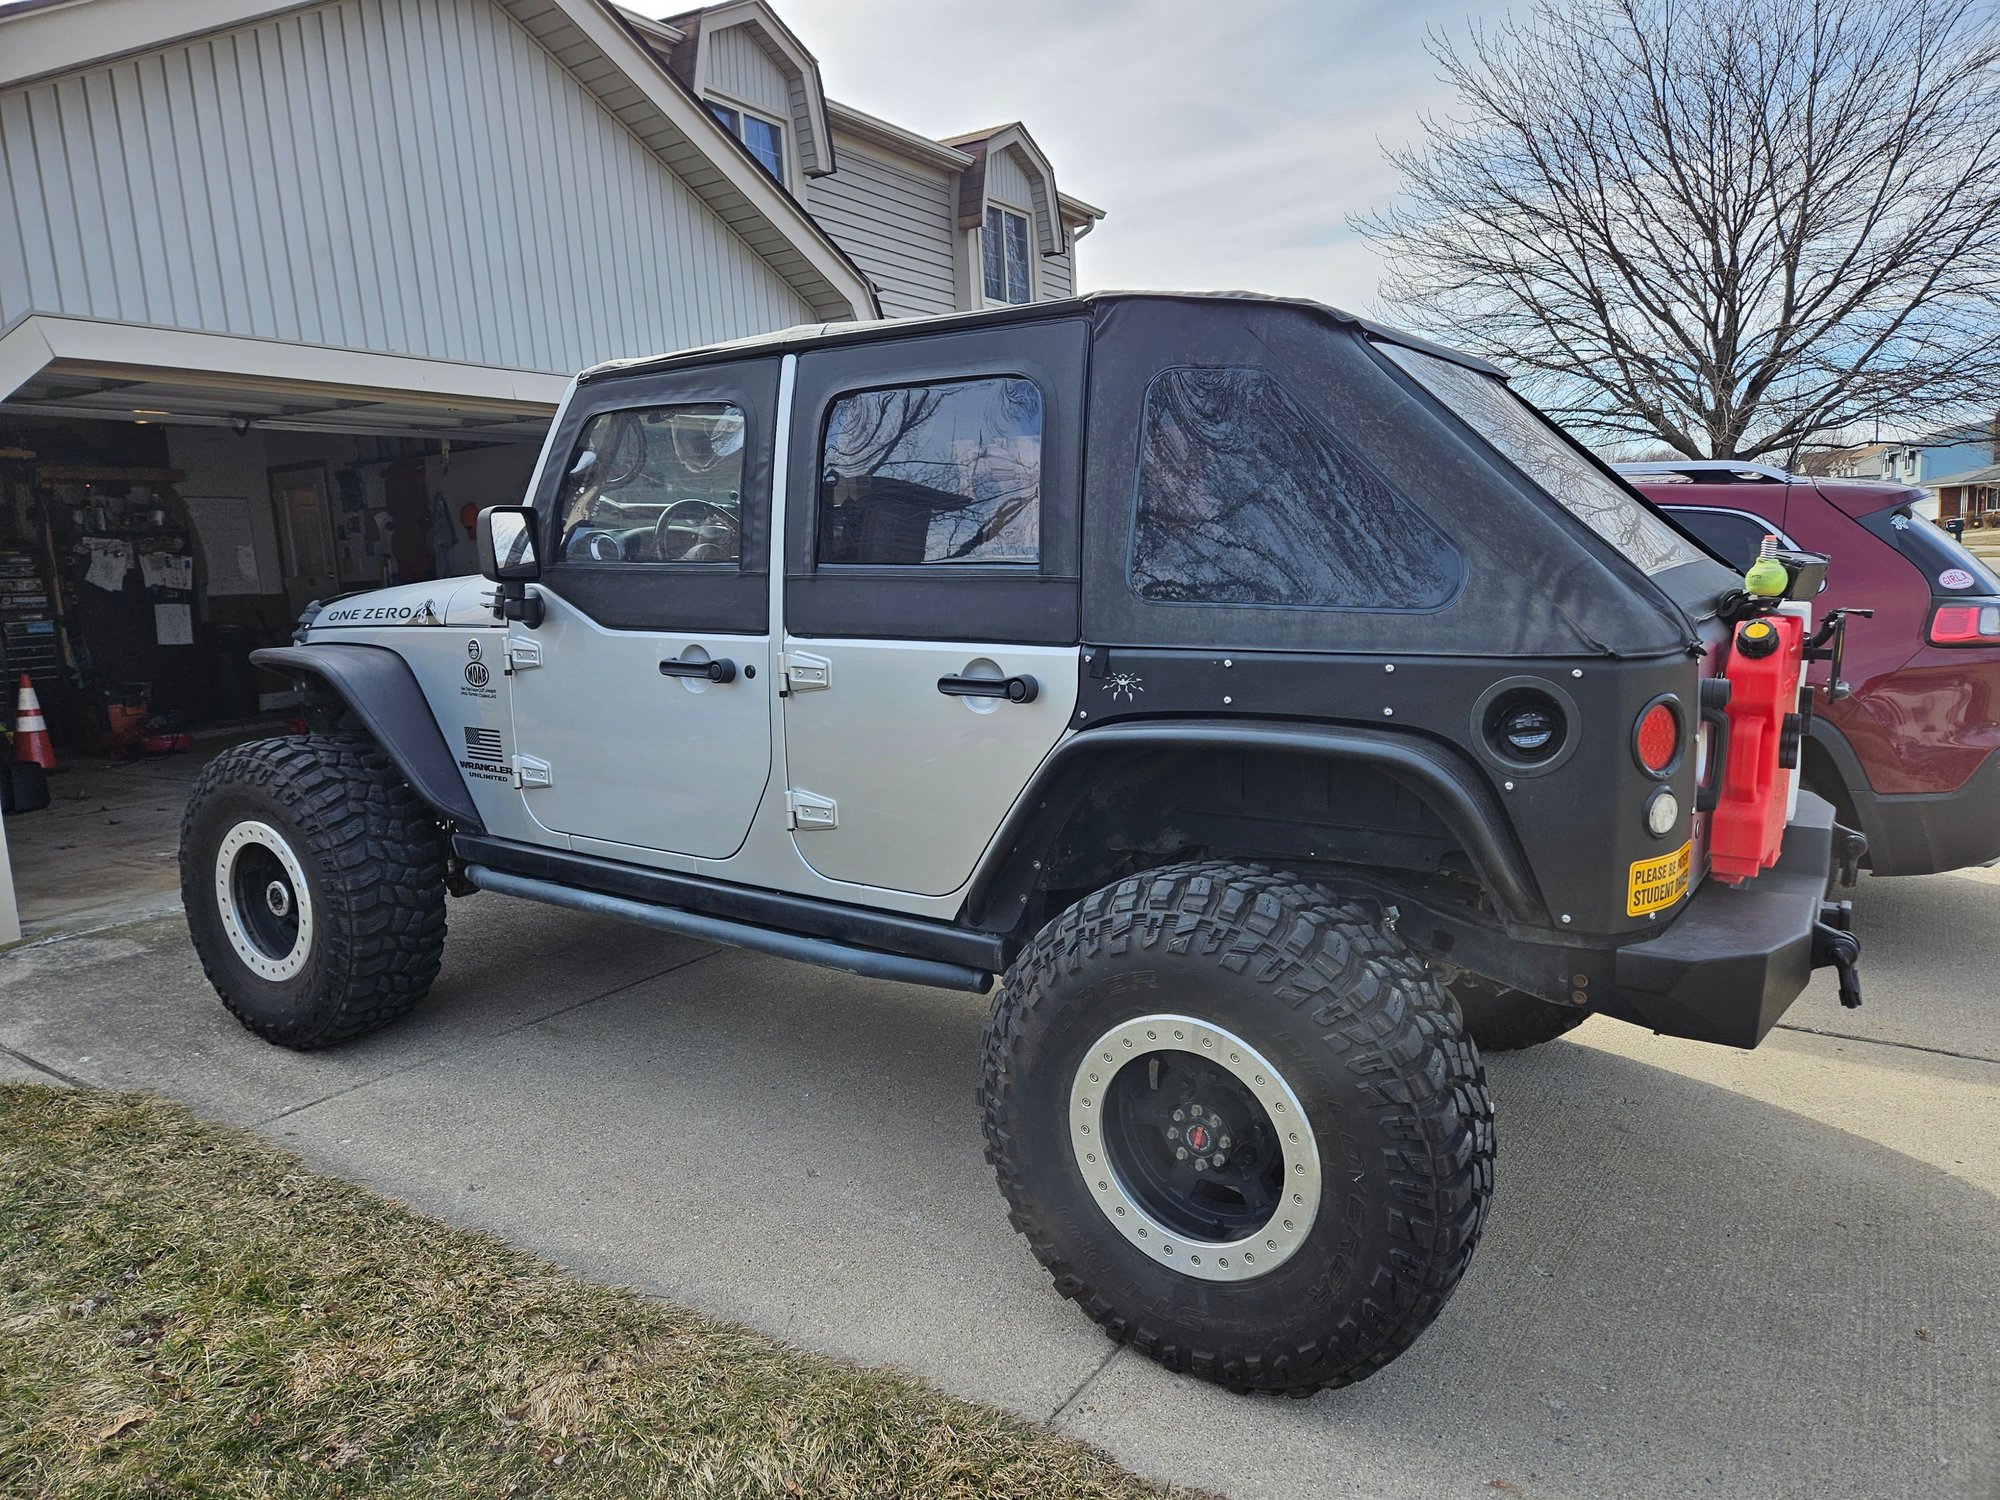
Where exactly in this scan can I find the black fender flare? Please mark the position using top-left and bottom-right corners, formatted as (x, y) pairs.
(962, 718), (1545, 930)
(251, 643), (485, 831)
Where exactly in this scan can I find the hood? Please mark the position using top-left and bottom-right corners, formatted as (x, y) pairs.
(306, 577), (497, 632)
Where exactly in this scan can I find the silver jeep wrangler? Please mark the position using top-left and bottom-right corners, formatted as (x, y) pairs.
(183, 293), (1857, 1393)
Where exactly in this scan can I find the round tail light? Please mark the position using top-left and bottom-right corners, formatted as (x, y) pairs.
(1635, 699), (1681, 776)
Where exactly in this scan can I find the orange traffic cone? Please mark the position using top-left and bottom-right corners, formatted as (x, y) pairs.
(12, 673), (54, 770)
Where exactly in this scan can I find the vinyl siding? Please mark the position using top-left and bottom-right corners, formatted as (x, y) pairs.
(1041, 248), (1073, 299)
(806, 131), (957, 318)
(0, 0), (813, 373)
(704, 23), (790, 117)
(984, 146), (1033, 209)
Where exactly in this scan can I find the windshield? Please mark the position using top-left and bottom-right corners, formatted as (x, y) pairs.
(1380, 344), (1706, 577)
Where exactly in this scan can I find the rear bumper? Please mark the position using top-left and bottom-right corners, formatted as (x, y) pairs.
(1607, 792), (1844, 1048)
(1850, 745), (2000, 877)
(1808, 720), (2000, 876)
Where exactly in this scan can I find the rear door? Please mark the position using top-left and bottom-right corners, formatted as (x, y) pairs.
(778, 321), (1087, 896)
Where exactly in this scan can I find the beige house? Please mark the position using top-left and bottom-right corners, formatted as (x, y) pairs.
(0, 0), (1101, 937)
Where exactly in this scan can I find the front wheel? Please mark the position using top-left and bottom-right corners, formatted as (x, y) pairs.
(979, 862), (1494, 1394)
(179, 733), (447, 1049)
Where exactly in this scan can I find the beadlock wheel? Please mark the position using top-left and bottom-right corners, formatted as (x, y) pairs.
(1069, 1013), (1321, 1283)
(213, 818), (315, 982)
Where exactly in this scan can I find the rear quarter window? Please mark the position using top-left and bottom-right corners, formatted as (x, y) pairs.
(1379, 343), (1705, 577)
(1128, 365), (1463, 610)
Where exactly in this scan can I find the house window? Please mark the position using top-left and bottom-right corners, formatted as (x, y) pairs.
(983, 205), (1032, 305)
(818, 377), (1042, 566)
(706, 100), (785, 183)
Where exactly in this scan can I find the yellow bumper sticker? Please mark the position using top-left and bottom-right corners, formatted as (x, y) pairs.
(1627, 841), (1692, 916)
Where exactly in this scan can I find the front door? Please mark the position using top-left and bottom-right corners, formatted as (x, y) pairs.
(507, 360), (781, 861)
(778, 322), (1088, 896)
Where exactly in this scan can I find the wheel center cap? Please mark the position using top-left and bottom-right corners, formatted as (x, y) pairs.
(1185, 1121), (1212, 1154)
(264, 880), (292, 918)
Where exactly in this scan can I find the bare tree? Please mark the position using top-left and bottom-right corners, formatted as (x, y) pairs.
(1355, 0), (2000, 463)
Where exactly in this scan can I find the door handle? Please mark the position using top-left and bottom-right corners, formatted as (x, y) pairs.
(660, 657), (737, 683)
(937, 672), (1038, 703)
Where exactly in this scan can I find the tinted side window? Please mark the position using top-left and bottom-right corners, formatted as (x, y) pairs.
(818, 377), (1042, 566)
(1129, 366), (1462, 610)
(556, 403), (746, 565)
(1665, 507), (1771, 569)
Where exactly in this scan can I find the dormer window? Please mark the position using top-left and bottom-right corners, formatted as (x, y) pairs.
(707, 100), (785, 184)
(983, 205), (1032, 304)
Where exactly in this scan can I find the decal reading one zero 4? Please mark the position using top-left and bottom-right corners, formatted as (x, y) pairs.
(1627, 841), (1692, 917)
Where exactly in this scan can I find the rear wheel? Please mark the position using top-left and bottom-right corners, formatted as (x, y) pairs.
(180, 733), (447, 1049)
(1447, 973), (1588, 1052)
(979, 861), (1494, 1394)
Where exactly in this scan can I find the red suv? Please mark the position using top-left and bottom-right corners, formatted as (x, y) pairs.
(1620, 460), (2000, 876)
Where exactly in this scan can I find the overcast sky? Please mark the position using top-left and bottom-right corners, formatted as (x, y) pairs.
(738, 0), (1505, 317)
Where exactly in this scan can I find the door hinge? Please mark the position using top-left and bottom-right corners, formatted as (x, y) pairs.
(779, 651), (832, 696)
(514, 753), (552, 789)
(785, 788), (837, 830)
(506, 639), (542, 671)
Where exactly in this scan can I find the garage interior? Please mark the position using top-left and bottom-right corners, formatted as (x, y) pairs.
(0, 364), (553, 940)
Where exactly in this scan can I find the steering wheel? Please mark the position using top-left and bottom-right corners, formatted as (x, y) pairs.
(653, 498), (740, 562)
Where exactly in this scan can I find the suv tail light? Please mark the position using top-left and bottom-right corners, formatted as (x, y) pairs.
(1927, 600), (2000, 646)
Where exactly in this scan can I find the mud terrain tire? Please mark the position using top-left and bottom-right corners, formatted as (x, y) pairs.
(180, 733), (446, 1049)
(979, 861), (1494, 1394)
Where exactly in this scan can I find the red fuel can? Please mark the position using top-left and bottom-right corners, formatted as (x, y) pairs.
(1709, 613), (1805, 883)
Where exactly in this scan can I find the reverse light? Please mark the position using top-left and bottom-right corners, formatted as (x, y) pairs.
(1645, 788), (1680, 838)
(1634, 698), (1682, 776)
(1927, 602), (2000, 646)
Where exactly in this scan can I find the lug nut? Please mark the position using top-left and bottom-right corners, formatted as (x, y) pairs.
(1166, 1126), (1179, 1141)
(1172, 1108), (1185, 1122)
(1211, 1154), (1227, 1168)
(1193, 1159), (1207, 1172)
(1219, 1136), (1231, 1151)
(1175, 1147), (1189, 1160)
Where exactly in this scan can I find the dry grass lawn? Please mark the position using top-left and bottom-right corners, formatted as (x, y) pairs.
(0, 1084), (1195, 1499)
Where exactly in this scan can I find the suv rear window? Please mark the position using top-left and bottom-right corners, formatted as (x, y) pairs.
(1128, 365), (1462, 610)
(1856, 504), (2000, 597)
(1380, 344), (1705, 577)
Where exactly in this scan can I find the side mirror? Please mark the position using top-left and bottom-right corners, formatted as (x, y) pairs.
(476, 505), (545, 629)
(477, 505), (541, 582)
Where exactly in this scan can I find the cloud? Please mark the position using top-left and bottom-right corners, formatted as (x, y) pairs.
(738, 0), (1503, 314)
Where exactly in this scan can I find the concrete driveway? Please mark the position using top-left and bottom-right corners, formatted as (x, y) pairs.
(4, 866), (1996, 1500)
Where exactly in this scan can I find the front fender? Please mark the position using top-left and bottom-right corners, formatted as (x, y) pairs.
(251, 643), (485, 831)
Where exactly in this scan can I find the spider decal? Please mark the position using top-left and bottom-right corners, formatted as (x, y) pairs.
(1103, 671), (1145, 703)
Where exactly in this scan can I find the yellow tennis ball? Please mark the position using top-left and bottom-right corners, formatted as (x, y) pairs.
(1744, 556), (1790, 597)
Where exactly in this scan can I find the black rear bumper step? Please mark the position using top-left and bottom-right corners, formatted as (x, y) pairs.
(1608, 791), (1850, 1048)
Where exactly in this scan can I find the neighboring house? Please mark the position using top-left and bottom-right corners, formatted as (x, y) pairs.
(0, 0), (1102, 715)
(1826, 423), (1998, 519)
(1931, 463), (2000, 527)
(621, 4), (1103, 319)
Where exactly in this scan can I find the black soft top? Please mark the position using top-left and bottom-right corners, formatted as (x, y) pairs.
(583, 292), (1732, 660)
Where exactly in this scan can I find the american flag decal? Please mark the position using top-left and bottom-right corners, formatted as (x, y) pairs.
(463, 726), (504, 764)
